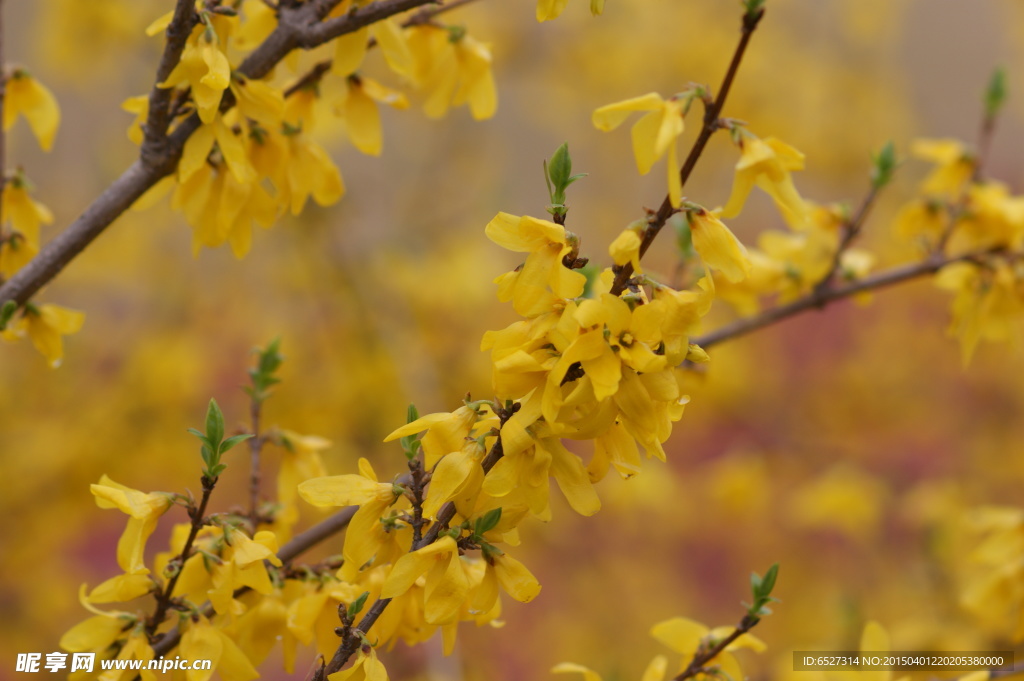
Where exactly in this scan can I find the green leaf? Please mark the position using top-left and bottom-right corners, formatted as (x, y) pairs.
(205, 399), (225, 448)
(759, 562), (779, 597)
(220, 433), (254, 455)
(548, 142), (572, 190)
(0, 300), (16, 331)
(870, 141), (898, 190)
(347, 591), (370, 619)
(985, 66), (1008, 119)
(474, 507), (503, 536)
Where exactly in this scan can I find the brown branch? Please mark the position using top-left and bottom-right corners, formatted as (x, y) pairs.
(609, 6), (765, 296)
(319, 408), (512, 678)
(692, 247), (1008, 351)
(674, 614), (761, 681)
(0, 0), (446, 311)
(146, 475), (218, 639)
(247, 401), (264, 528)
(141, 0), (197, 167)
(811, 183), (882, 294)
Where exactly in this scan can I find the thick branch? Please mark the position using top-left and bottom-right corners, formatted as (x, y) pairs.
(0, 0), (446, 310)
(693, 248), (1006, 351)
(140, 0), (196, 166)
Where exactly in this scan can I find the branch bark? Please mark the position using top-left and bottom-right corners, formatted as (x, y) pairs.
(0, 0), (451, 310)
(692, 248), (1006, 351)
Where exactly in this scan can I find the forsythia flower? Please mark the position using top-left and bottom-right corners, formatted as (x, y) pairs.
(337, 76), (410, 156)
(298, 458), (403, 582)
(537, 0), (604, 21)
(686, 207), (751, 283)
(157, 15), (235, 124)
(331, 646), (390, 681)
(936, 260), (1024, 364)
(722, 133), (808, 225)
(1, 303), (85, 368)
(3, 69), (60, 151)
(593, 93), (685, 207)
(408, 26), (497, 120)
(90, 476), (172, 574)
(650, 617), (765, 681)
(911, 138), (975, 198)
(486, 212), (586, 317)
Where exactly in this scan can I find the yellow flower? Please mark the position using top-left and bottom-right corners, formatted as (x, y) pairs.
(3, 69), (60, 150)
(423, 440), (486, 517)
(2, 178), (54, 249)
(593, 93), (685, 207)
(181, 617), (258, 681)
(650, 617), (765, 681)
(234, 0), (277, 51)
(911, 138), (974, 198)
(90, 476), (172, 574)
(609, 223), (644, 273)
(299, 458), (402, 582)
(381, 535), (469, 624)
(935, 261), (1024, 365)
(337, 76), (410, 157)
(722, 134), (807, 224)
(160, 18), (234, 124)
(276, 430), (330, 530)
(385, 404), (483, 467)
(486, 213), (586, 316)
(329, 646), (390, 681)
(409, 26), (497, 120)
(537, 0), (603, 21)
(553, 663), (603, 681)
(687, 207), (751, 283)
(3, 303), (86, 368)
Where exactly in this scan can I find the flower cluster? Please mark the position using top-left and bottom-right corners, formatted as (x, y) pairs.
(130, 1), (496, 258)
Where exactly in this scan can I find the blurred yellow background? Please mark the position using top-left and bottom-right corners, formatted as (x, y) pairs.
(3, 1), (1024, 680)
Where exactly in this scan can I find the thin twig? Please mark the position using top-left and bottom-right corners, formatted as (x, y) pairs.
(674, 613), (761, 681)
(319, 407), (512, 678)
(692, 247), (1008, 351)
(248, 399), (264, 528)
(811, 183), (882, 294)
(146, 475), (218, 639)
(609, 6), (765, 297)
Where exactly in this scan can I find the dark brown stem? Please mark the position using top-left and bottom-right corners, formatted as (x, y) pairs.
(248, 400), (264, 528)
(321, 409), (511, 677)
(693, 247), (1008, 351)
(0, 0), (447, 311)
(609, 7), (764, 296)
(146, 475), (217, 639)
(674, 614), (761, 681)
(407, 452), (428, 544)
(811, 183), (881, 294)
(141, 0), (197, 167)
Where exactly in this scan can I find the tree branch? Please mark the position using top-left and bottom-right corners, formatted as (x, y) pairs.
(140, 0), (197, 167)
(0, 0), (449, 310)
(692, 247), (1008, 351)
(609, 6), (765, 296)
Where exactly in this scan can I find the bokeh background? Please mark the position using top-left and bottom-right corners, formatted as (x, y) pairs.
(3, 1), (1024, 679)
